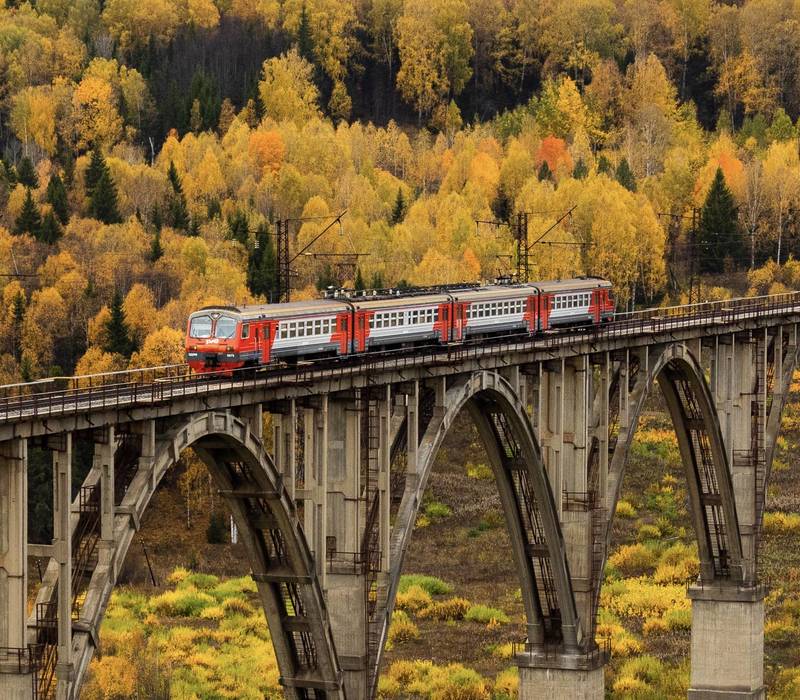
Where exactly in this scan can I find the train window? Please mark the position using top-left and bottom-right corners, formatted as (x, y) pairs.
(190, 315), (212, 338)
(216, 316), (237, 339)
(314, 320), (321, 335)
(241, 324), (250, 339)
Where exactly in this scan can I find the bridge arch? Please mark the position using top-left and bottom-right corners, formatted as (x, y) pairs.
(604, 343), (744, 592)
(377, 371), (583, 688)
(74, 411), (344, 700)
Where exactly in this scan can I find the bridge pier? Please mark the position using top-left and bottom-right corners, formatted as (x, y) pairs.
(516, 647), (604, 699)
(688, 584), (765, 699)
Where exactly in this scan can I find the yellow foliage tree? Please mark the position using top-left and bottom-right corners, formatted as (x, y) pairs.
(258, 48), (320, 126)
(129, 327), (185, 369)
(10, 86), (58, 156)
(72, 74), (123, 149)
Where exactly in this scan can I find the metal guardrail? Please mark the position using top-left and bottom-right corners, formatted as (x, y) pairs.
(0, 291), (798, 425)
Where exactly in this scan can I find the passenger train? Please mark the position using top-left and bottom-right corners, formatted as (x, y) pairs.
(185, 277), (615, 373)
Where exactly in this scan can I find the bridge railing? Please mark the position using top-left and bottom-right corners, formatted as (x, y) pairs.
(0, 291), (799, 421)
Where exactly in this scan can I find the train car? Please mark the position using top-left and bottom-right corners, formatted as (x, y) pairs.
(453, 284), (538, 338)
(535, 278), (615, 329)
(185, 299), (352, 373)
(350, 292), (453, 351)
(185, 277), (616, 374)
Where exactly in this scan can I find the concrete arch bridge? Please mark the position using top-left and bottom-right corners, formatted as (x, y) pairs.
(0, 292), (798, 699)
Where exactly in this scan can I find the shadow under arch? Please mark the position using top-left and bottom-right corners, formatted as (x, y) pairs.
(70, 411), (345, 700)
(603, 343), (744, 607)
(376, 371), (583, 692)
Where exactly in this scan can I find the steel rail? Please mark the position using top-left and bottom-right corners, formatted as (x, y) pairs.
(0, 291), (799, 425)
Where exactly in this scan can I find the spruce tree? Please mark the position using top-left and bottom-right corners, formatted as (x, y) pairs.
(85, 149), (107, 197)
(45, 174), (69, 224)
(369, 271), (385, 289)
(227, 209), (249, 245)
(354, 267), (365, 290)
(491, 185), (512, 224)
(189, 217), (201, 237)
(151, 203), (163, 231)
(390, 187), (405, 225)
(150, 228), (164, 262)
(11, 291), (24, 361)
(167, 161), (190, 231)
(616, 158), (637, 191)
(572, 158), (589, 180)
(14, 189), (41, 236)
(38, 211), (62, 245)
(90, 169), (122, 224)
(597, 154), (613, 176)
(537, 161), (552, 181)
(297, 3), (314, 62)
(103, 291), (135, 357)
(697, 167), (743, 274)
(3, 159), (17, 187)
(17, 156), (38, 188)
(247, 224), (277, 299)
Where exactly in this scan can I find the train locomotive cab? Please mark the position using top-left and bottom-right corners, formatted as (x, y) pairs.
(186, 307), (249, 373)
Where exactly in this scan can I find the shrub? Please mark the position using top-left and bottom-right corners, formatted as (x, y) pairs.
(466, 462), (493, 480)
(493, 667), (518, 699)
(222, 596), (255, 617)
(665, 607), (692, 631)
(600, 578), (689, 620)
(607, 543), (658, 577)
(166, 567), (191, 585)
(764, 512), (800, 536)
(418, 597), (471, 621)
(615, 500), (637, 518)
(642, 616), (669, 636)
(415, 514), (431, 528)
(489, 642), (513, 659)
(388, 610), (419, 645)
(398, 574), (453, 596)
(636, 524), (661, 542)
(200, 605), (225, 621)
(149, 588), (215, 617)
(425, 501), (453, 519)
(396, 585), (433, 613)
(181, 572), (219, 590)
(211, 575), (258, 601)
(465, 604), (510, 625)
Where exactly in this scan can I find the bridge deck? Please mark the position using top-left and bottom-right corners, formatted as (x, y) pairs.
(0, 292), (798, 440)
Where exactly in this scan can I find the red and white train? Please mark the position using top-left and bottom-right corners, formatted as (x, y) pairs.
(185, 277), (615, 373)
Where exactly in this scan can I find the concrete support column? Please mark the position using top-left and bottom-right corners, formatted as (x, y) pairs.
(378, 386), (391, 573)
(272, 401), (296, 501)
(537, 361), (563, 515)
(598, 353), (610, 509)
(95, 428), (115, 570)
(688, 584), (765, 699)
(134, 420), (156, 491)
(237, 402), (263, 442)
(324, 394), (366, 698)
(406, 381), (419, 479)
(0, 438), (28, 650)
(517, 650), (604, 700)
(53, 434), (73, 700)
(559, 356), (592, 634)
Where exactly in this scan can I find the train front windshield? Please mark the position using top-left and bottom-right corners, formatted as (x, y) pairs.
(189, 314), (237, 340)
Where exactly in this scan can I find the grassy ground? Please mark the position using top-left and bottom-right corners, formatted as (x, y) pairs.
(79, 377), (800, 698)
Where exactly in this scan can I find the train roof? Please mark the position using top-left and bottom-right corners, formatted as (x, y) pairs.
(452, 284), (536, 301)
(196, 299), (350, 320)
(533, 277), (611, 293)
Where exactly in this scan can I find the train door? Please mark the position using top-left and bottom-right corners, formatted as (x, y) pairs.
(452, 302), (468, 342)
(259, 321), (279, 364)
(434, 303), (450, 342)
(354, 310), (373, 353)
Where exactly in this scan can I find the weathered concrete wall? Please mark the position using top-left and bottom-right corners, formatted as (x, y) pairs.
(0, 439), (26, 650)
(519, 665), (603, 699)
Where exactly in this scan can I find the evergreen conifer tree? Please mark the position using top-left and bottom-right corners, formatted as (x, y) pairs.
(491, 185), (512, 224)
(316, 264), (337, 291)
(247, 224), (277, 299)
(45, 174), (69, 224)
(390, 187), (405, 224)
(189, 217), (201, 237)
(597, 155), (613, 176)
(167, 161), (190, 230)
(297, 4), (314, 62)
(14, 189), (41, 236)
(90, 169), (122, 224)
(11, 291), (24, 361)
(615, 158), (637, 191)
(150, 228), (164, 262)
(3, 159), (17, 187)
(227, 209), (249, 245)
(103, 291), (135, 357)
(572, 158), (589, 179)
(537, 161), (552, 181)
(151, 203), (163, 231)
(369, 271), (385, 289)
(85, 149), (107, 197)
(697, 167), (743, 273)
(17, 157), (38, 188)
(38, 211), (62, 244)
(354, 267), (365, 290)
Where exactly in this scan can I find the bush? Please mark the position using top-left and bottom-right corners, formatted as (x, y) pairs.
(180, 572), (219, 590)
(221, 596), (255, 617)
(600, 578), (689, 620)
(664, 607), (692, 631)
(764, 512), (800, 536)
(466, 462), (493, 480)
(607, 543), (658, 577)
(465, 604), (510, 625)
(398, 574), (453, 596)
(493, 667), (518, 699)
(396, 585), (433, 613)
(149, 588), (215, 617)
(636, 524), (661, 542)
(615, 500), (637, 518)
(166, 567), (191, 585)
(425, 501), (453, 519)
(388, 610), (419, 645)
(418, 597), (471, 621)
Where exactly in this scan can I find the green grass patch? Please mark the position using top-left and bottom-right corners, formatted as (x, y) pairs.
(398, 574), (453, 596)
(424, 501), (452, 519)
(464, 604), (510, 624)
